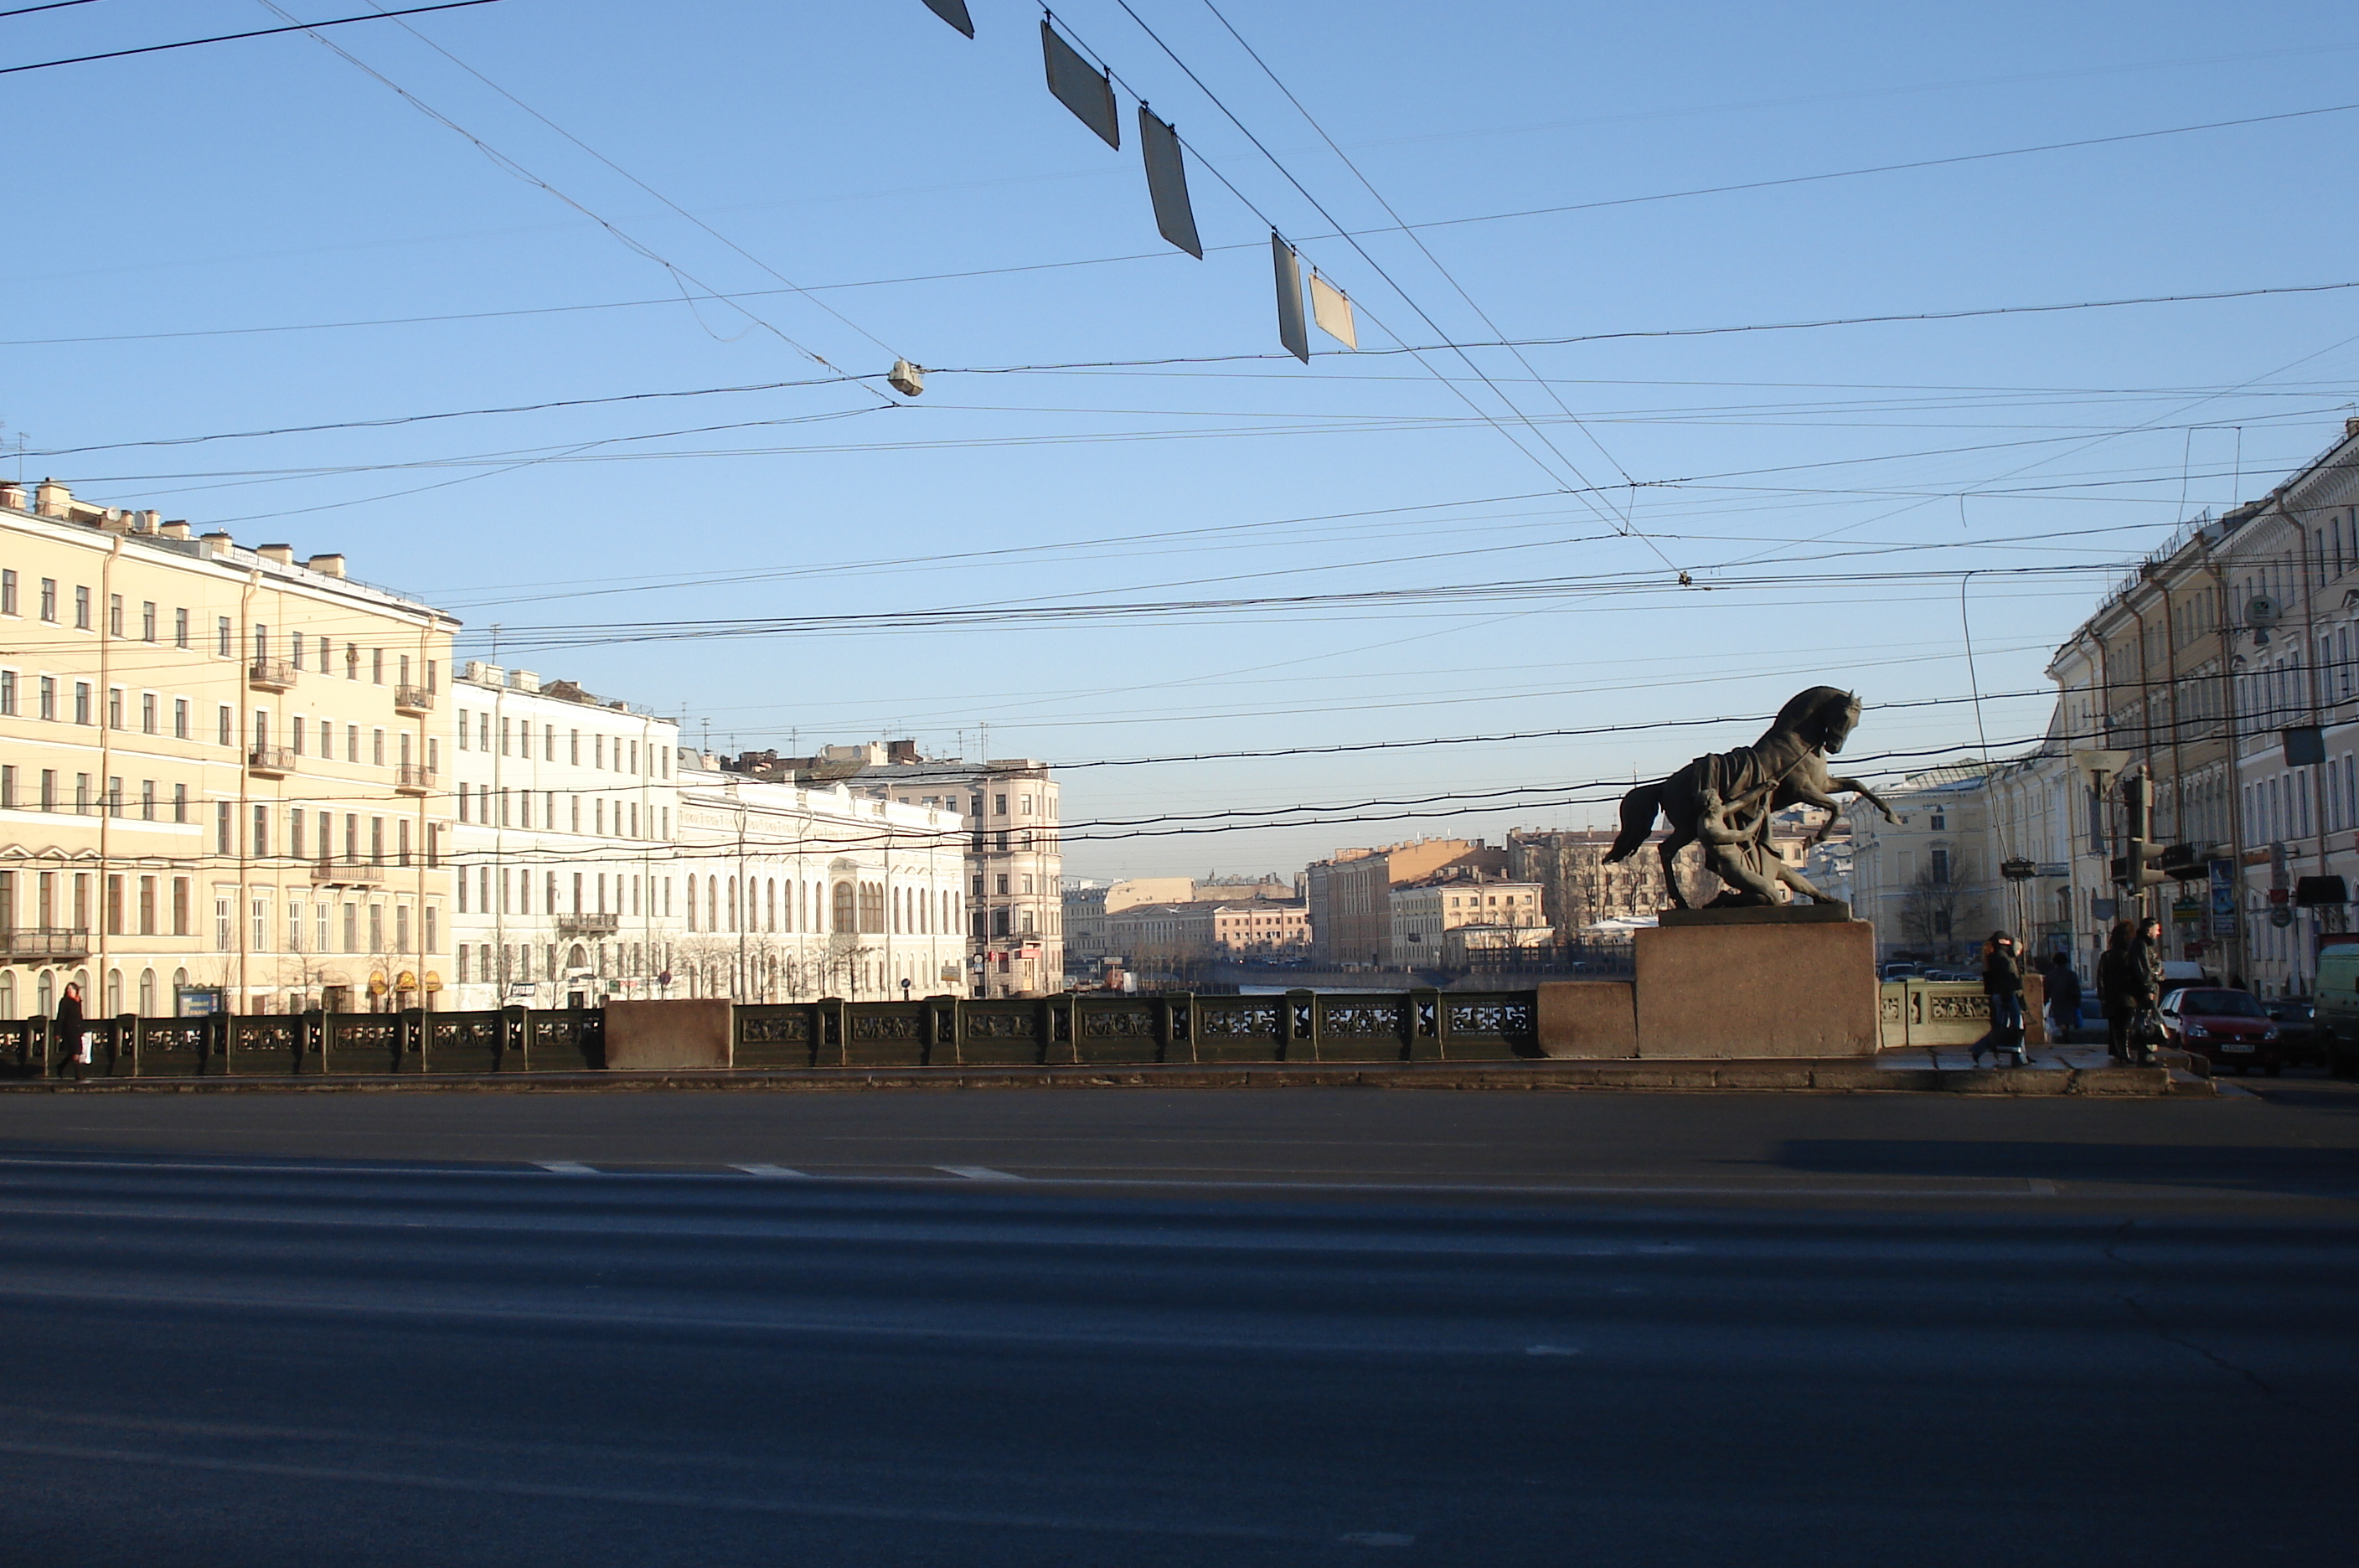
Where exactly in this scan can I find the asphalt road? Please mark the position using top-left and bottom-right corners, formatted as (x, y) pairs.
(0, 1082), (2353, 1565)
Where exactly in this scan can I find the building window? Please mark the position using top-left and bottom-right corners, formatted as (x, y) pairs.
(174, 607), (188, 648)
(140, 692), (157, 734)
(218, 705), (233, 746)
(173, 783), (187, 824)
(0, 570), (13, 615)
(73, 585), (90, 629)
(142, 601), (157, 641)
(0, 669), (13, 716)
(38, 676), (54, 721)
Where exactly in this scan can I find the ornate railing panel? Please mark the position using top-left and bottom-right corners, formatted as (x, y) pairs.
(736, 1004), (818, 1070)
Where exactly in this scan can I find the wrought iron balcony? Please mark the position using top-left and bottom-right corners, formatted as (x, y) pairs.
(394, 683), (434, 716)
(556, 912), (621, 936)
(311, 859), (385, 885)
(248, 658), (297, 692)
(0, 926), (90, 961)
(248, 744), (297, 776)
(395, 763), (436, 796)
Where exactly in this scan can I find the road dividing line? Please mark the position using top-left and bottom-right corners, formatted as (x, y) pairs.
(533, 1161), (599, 1175)
(2029, 1179), (2057, 1196)
(730, 1164), (810, 1179)
(937, 1166), (1022, 1181)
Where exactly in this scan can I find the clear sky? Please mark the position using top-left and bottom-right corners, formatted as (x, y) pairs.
(11, 1), (2359, 879)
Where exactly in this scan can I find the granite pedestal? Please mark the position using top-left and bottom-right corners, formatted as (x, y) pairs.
(1634, 912), (1877, 1058)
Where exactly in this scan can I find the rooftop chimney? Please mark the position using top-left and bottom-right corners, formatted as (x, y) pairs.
(0, 482), (24, 513)
(305, 553), (347, 578)
(198, 530), (233, 557)
(888, 739), (921, 765)
(34, 479), (71, 518)
(256, 544), (296, 567)
(508, 669), (540, 694)
(158, 519), (191, 540)
(2346, 417), (2359, 441)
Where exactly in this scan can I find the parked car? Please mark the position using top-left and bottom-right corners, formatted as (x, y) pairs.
(2315, 946), (2359, 1076)
(2156, 987), (2289, 1074)
(2258, 999), (2325, 1065)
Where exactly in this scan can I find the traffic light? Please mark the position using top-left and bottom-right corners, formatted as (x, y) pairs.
(2110, 774), (2169, 890)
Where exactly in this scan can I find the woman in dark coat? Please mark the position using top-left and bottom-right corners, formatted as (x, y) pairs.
(53, 980), (85, 1081)
(2097, 920), (2152, 1061)
(1974, 930), (2026, 1065)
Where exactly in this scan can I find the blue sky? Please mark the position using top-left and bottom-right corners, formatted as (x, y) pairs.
(11, 1), (2359, 878)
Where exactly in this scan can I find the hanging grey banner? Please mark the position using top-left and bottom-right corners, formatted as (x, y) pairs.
(920, 0), (973, 38)
(1138, 106), (1202, 258)
(1272, 234), (1310, 363)
(1042, 21), (1120, 148)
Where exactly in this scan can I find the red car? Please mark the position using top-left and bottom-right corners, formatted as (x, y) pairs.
(2157, 988), (2288, 1074)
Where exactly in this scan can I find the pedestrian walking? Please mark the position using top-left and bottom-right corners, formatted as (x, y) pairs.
(2044, 952), (2083, 1040)
(1972, 930), (2028, 1066)
(53, 981), (87, 1081)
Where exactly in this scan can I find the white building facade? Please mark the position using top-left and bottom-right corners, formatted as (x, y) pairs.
(445, 663), (678, 1011)
(672, 762), (968, 1003)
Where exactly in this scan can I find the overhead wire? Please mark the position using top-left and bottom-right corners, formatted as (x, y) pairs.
(0, 0), (513, 75)
(248, 0), (896, 395)
(1076, 0), (1676, 568)
(354, 0), (908, 362)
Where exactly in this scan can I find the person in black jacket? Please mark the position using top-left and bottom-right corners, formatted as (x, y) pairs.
(2103, 919), (2141, 1051)
(53, 981), (85, 1081)
(1973, 930), (2027, 1066)
(2044, 952), (2083, 1040)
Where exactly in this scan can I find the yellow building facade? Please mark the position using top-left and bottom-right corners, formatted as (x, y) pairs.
(0, 481), (457, 1018)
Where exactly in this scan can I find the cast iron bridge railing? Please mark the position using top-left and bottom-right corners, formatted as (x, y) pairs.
(0, 988), (1540, 1079)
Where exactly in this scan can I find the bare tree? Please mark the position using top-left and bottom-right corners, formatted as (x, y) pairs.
(1898, 866), (1968, 963)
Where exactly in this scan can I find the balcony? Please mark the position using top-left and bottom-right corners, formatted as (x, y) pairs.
(556, 912), (621, 936)
(394, 683), (434, 716)
(248, 745), (297, 776)
(0, 927), (90, 962)
(311, 859), (385, 885)
(248, 658), (297, 693)
(395, 762), (436, 796)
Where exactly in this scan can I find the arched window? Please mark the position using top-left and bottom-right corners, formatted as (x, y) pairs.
(105, 968), (122, 1016)
(685, 874), (698, 931)
(0, 973), (14, 1020)
(36, 970), (54, 1016)
(833, 882), (854, 934)
(726, 878), (738, 933)
(766, 879), (777, 931)
(138, 968), (156, 1017)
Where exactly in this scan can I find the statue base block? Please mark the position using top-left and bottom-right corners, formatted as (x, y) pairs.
(1659, 902), (1851, 926)
(1634, 920), (1877, 1059)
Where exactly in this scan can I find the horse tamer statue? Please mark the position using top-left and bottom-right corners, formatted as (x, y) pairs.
(1603, 685), (1895, 910)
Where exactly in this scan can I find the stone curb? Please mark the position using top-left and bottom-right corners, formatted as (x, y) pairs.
(0, 1060), (2191, 1096)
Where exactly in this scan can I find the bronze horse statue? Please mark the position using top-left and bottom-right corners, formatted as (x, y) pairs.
(1603, 686), (1895, 909)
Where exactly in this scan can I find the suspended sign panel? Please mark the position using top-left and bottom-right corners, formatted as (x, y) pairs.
(1309, 271), (1357, 348)
(1042, 21), (1120, 148)
(1138, 106), (1202, 258)
(1272, 234), (1309, 363)
(920, 0), (974, 37)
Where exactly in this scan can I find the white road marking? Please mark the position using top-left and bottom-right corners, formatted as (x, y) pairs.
(2029, 1179), (2057, 1196)
(731, 1164), (810, 1179)
(1342, 1532), (1416, 1547)
(937, 1166), (1021, 1181)
(1525, 1344), (1582, 1356)
(0, 1436), (1298, 1542)
(533, 1162), (599, 1175)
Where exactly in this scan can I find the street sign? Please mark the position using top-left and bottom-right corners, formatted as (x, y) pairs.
(2271, 905), (2295, 929)
(2209, 859), (2237, 936)
(506, 982), (534, 999)
(2036, 862), (2068, 878)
